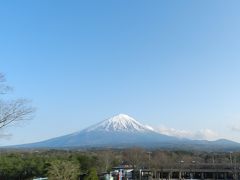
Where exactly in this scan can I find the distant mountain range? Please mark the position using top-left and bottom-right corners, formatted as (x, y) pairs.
(13, 114), (240, 151)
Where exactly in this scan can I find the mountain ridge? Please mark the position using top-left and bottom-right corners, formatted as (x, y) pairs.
(10, 114), (240, 151)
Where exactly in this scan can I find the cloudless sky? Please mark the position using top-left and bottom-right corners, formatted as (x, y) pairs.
(1, 0), (240, 145)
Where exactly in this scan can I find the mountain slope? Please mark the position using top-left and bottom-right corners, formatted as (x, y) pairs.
(82, 114), (153, 133)
(13, 114), (240, 150)
(17, 114), (179, 148)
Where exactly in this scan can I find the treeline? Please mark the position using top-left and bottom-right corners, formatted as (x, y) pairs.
(0, 149), (121, 180)
(0, 148), (240, 179)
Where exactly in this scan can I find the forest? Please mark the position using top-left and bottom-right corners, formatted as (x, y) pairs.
(0, 148), (239, 180)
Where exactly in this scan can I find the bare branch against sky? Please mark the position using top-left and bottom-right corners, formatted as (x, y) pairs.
(0, 73), (35, 130)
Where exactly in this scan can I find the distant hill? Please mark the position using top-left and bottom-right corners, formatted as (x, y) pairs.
(12, 114), (240, 151)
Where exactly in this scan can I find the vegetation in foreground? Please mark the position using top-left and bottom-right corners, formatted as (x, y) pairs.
(0, 148), (239, 180)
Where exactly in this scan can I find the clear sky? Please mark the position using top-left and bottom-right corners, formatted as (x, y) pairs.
(1, 0), (240, 145)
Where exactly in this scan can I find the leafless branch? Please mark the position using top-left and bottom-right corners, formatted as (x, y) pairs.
(0, 73), (12, 94)
(0, 73), (35, 130)
(0, 99), (35, 128)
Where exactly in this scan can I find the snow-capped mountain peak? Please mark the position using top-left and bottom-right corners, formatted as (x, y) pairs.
(16, 114), (240, 150)
(83, 114), (153, 133)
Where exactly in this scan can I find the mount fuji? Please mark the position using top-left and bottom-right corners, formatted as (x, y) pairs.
(14, 114), (240, 150)
(82, 114), (154, 133)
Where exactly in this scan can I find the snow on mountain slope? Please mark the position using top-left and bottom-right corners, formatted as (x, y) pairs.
(12, 114), (240, 150)
(82, 114), (154, 133)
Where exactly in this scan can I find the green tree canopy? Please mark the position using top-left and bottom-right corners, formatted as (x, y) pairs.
(48, 159), (80, 180)
(84, 168), (98, 180)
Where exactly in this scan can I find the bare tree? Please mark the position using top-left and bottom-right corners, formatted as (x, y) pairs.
(97, 150), (114, 172)
(152, 151), (171, 169)
(123, 148), (147, 169)
(0, 73), (34, 129)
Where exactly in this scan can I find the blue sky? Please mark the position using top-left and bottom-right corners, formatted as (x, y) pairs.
(1, 0), (240, 145)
